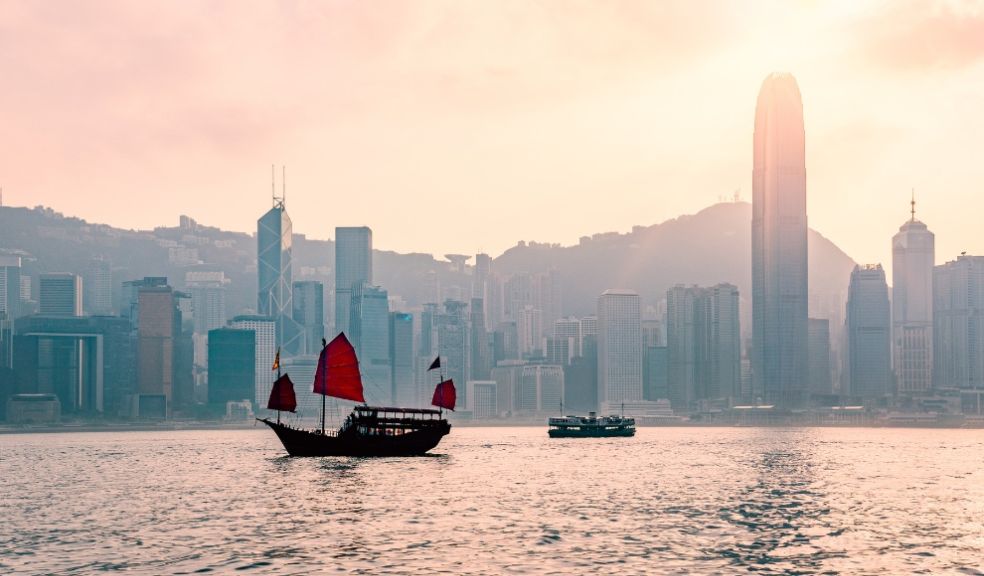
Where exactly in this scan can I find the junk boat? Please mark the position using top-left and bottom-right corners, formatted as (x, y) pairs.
(259, 333), (455, 457)
(548, 411), (636, 438)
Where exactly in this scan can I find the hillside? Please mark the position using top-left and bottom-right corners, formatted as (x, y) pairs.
(0, 202), (856, 320)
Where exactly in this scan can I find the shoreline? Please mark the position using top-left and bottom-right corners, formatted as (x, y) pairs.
(3, 420), (984, 435)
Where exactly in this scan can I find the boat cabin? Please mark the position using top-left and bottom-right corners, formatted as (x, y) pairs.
(344, 406), (446, 437)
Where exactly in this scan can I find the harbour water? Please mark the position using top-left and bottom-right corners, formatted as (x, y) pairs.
(1, 427), (982, 574)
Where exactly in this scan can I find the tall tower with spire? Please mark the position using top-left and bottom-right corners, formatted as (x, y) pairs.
(751, 72), (809, 407)
(258, 166), (302, 355)
(892, 192), (935, 396)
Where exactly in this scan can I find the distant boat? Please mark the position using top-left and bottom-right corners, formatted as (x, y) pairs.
(548, 411), (636, 438)
(259, 333), (453, 457)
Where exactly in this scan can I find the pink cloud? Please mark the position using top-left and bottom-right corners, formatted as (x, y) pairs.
(855, 1), (984, 71)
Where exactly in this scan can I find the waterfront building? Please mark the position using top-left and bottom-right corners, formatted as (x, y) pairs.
(892, 201), (935, 396)
(597, 289), (642, 413)
(466, 380), (498, 419)
(207, 328), (255, 408)
(13, 315), (132, 416)
(846, 264), (892, 402)
(933, 255), (984, 412)
(348, 283), (391, 403)
(808, 318), (833, 396)
(229, 315), (277, 411)
(517, 364), (564, 413)
(564, 335), (597, 413)
(666, 284), (741, 411)
(389, 312), (415, 406)
(137, 286), (178, 417)
(334, 226), (372, 336)
(39, 273), (82, 317)
(490, 360), (525, 416)
(752, 72), (809, 407)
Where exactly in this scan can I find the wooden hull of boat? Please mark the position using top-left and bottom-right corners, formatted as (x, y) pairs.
(260, 418), (451, 457)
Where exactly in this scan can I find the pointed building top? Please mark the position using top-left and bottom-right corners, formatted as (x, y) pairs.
(911, 188), (916, 222)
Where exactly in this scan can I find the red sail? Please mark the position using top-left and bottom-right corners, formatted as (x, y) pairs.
(312, 332), (365, 403)
(431, 379), (456, 411)
(267, 373), (297, 412)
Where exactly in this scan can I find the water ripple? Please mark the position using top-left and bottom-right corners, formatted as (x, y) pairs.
(1, 427), (982, 574)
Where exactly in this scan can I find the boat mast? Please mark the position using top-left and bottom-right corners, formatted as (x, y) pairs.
(320, 337), (327, 434)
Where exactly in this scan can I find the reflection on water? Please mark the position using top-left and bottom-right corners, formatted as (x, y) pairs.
(714, 430), (846, 573)
(0, 427), (982, 575)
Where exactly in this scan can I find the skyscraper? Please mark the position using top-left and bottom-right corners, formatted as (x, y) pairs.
(752, 72), (809, 407)
(597, 289), (642, 412)
(892, 199), (935, 396)
(229, 315), (276, 410)
(436, 299), (469, 407)
(137, 286), (177, 417)
(389, 312), (415, 406)
(292, 280), (325, 355)
(257, 197), (301, 355)
(334, 226), (372, 336)
(184, 270), (227, 334)
(207, 328), (256, 408)
(0, 256), (21, 321)
(469, 298), (491, 380)
(39, 273), (82, 317)
(933, 255), (984, 396)
(349, 283), (391, 403)
(807, 318), (832, 396)
(846, 264), (892, 402)
(83, 258), (113, 316)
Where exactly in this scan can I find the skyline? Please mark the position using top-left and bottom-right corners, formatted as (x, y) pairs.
(3, 1), (984, 265)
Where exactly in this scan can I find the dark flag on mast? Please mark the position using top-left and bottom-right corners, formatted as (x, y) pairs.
(427, 356), (441, 371)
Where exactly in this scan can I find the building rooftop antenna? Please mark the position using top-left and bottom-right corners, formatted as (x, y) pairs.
(271, 163), (285, 209)
(910, 188), (916, 222)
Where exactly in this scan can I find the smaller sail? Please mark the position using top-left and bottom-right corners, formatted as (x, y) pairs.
(268, 374), (297, 412)
(431, 379), (456, 411)
(427, 356), (441, 371)
(313, 332), (366, 403)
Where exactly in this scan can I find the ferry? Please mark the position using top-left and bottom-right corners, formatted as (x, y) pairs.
(547, 411), (636, 438)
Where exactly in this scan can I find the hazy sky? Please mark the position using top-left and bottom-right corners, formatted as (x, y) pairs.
(2, 0), (983, 269)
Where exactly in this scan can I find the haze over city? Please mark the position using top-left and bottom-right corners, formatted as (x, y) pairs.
(4, 3), (984, 575)
(3, 0), (984, 264)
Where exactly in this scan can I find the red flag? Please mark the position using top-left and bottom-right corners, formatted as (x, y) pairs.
(431, 379), (456, 411)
